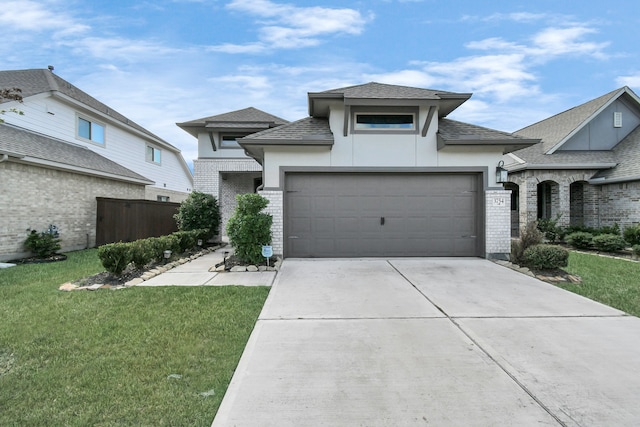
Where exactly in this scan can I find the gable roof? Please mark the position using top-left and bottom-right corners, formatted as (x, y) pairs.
(0, 69), (176, 150)
(308, 82), (472, 117)
(515, 86), (640, 154)
(177, 107), (289, 137)
(591, 125), (640, 182)
(0, 123), (153, 184)
(437, 119), (538, 154)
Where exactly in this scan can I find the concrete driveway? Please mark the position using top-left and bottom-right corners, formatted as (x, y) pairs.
(212, 258), (640, 426)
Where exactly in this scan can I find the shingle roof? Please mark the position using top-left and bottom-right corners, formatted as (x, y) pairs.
(593, 125), (640, 181)
(0, 124), (152, 183)
(0, 69), (174, 149)
(439, 119), (528, 141)
(241, 117), (333, 143)
(317, 82), (464, 100)
(515, 87), (623, 154)
(178, 107), (289, 127)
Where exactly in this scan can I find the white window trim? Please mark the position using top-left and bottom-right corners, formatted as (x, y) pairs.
(146, 145), (162, 165)
(76, 114), (106, 146)
(219, 133), (244, 149)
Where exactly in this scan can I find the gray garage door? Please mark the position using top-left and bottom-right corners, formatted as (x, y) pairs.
(285, 173), (482, 257)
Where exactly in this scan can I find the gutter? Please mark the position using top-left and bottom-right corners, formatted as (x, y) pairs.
(506, 163), (617, 173)
(588, 175), (640, 185)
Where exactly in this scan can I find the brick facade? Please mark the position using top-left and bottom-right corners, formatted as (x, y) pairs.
(485, 189), (512, 259)
(258, 190), (284, 256)
(507, 169), (640, 235)
(0, 161), (145, 261)
(193, 158), (262, 236)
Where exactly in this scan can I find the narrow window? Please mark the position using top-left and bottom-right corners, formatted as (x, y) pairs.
(157, 195), (170, 202)
(355, 113), (415, 130)
(146, 146), (161, 164)
(220, 135), (242, 148)
(78, 117), (105, 144)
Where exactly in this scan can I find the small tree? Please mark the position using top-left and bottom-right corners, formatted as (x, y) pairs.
(511, 221), (543, 265)
(0, 87), (24, 123)
(173, 191), (220, 240)
(226, 194), (272, 265)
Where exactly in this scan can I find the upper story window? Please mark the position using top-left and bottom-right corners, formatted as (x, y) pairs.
(146, 145), (161, 164)
(355, 113), (415, 130)
(220, 134), (243, 149)
(77, 116), (105, 144)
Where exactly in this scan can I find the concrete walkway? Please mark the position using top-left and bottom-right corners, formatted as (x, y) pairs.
(137, 247), (277, 287)
(212, 258), (640, 426)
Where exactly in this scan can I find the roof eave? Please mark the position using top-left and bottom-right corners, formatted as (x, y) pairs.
(507, 163), (618, 172)
(437, 136), (539, 154)
(589, 174), (640, 185)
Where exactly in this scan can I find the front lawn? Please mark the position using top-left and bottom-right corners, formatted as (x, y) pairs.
(0, 249), (269, 426)
(560, 251), (640, 317)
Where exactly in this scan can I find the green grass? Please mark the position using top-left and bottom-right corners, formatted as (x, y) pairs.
(0, 249), (269, 426)
(559, 251), (640, 317)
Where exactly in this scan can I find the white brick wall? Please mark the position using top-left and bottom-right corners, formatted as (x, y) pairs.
(0, 161), (145, 261)
(485, 189), (512, 259)
(259, 190), (283, 256)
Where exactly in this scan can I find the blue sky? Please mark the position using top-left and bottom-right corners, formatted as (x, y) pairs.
(2, 0), (640, 168)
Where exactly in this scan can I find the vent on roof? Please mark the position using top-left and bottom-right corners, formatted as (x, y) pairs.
(614, 111), (622, 128)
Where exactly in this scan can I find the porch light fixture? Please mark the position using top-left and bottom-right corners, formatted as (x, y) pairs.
(496, 160), (508, 183)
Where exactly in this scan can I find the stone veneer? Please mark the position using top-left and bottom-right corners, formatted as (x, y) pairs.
(0, 161), (145, 261)
(485, 189), (512, 259)
(258, 190), (284, 256)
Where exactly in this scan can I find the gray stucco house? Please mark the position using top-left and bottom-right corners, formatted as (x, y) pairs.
(504, 86), (640, 235)
(186, 82), (536, 258)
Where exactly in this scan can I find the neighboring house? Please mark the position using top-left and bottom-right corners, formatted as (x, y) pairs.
(504, 86), (640, 236)
(0, 68), (194, 261)
(230, 82), (536, 258)
(177, 107), (288, 236)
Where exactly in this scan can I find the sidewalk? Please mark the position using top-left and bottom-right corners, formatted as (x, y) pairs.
(136, 246), (277, 287)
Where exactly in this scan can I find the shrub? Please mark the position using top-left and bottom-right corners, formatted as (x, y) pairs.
(566, 231), (593, 249)
(129, 239), (154, 270)
(173, 231), (197, 253)
(174, 191), (221, 240)
(592, 233), (626, 252)
(227, 193), (272, 265)
(633, 245), (640, 257)
(597, 223), (620, 236)
(623, 225), (640, 246)
(97, 242), (131, 276)
(511, 221), (543, 265)
(537, 216), (565, 243)
(523, 244), (569, 270)
(24, 225), (61, 258)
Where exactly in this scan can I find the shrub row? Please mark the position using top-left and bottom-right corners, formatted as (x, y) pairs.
(97, 229), (209, 276)
(566, 232), (627, 252)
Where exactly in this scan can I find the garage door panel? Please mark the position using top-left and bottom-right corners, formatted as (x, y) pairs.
(285, 173), (481, 257)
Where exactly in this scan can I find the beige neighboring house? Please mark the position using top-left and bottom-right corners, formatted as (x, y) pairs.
(0, 68), (194, 261)
(190, 82), (537, 259)
(504, 86), (640, 236)
(177, 107), (288, 236)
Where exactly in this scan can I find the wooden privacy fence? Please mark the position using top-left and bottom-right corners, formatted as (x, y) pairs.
(96, 197), (180, 246)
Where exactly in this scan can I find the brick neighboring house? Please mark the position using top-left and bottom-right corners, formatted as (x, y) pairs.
(177, 108), (288, 237)
(0, 68), (194, 261)
(504, 86), (640, 236)
(195, 82), (536, 259)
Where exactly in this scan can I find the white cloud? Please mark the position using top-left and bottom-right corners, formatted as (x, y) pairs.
(0, 0), (89, 34)
(212, 0), (372, 52)
(617, 74), (640, 88)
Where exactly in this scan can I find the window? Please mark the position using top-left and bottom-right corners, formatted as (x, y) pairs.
(78, 117), (105, 144)
(220, 134), (243, 148)
(355, 113), (415, 130)
(157, 195), (170, 202)
(146, 146), (161, 164)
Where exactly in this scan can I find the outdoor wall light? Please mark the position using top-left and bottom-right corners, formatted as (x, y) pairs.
(496, 160), (508, 183)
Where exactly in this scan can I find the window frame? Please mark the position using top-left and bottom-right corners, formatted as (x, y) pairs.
(350, 107), (419, 135)
(219, 133), (245, 149)
(76, 115), (106, 145)
(146, 145), (162, 165)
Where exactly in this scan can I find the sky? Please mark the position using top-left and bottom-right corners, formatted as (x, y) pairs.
(2, 0), (640, 170)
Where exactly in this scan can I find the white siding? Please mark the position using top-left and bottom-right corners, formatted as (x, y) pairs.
(3, 96), (193, 195)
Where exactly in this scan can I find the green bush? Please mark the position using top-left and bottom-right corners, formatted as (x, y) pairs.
(173, 231), (197, 253)
(129, 239), (154, 270)
(174, 191), (221, 240)
(537, 216), (565, 243)
(97, 242), (131, 276)
(511, 221), (543, 265)
(597, 223), (620, 236)
(592, 233), (626, 252)
(623, 225), (640, 246)
(522, 244), (569, 270)
(24, 226), (61, 258)
(633, 245), (640, 257)
(566, 231), (593, 249)
(227, 193), (272, 265)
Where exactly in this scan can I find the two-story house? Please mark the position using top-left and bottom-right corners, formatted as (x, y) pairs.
(0, 68), (194, 261)
(192, 82), (537, 259)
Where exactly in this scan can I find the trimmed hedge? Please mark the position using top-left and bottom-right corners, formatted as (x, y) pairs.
(592, 233), (626, 252)
(623, 225), (640, 246)
(566, 231), (593, 249)
(97, 229), (209, 276)
(522, 244), (569, 270)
